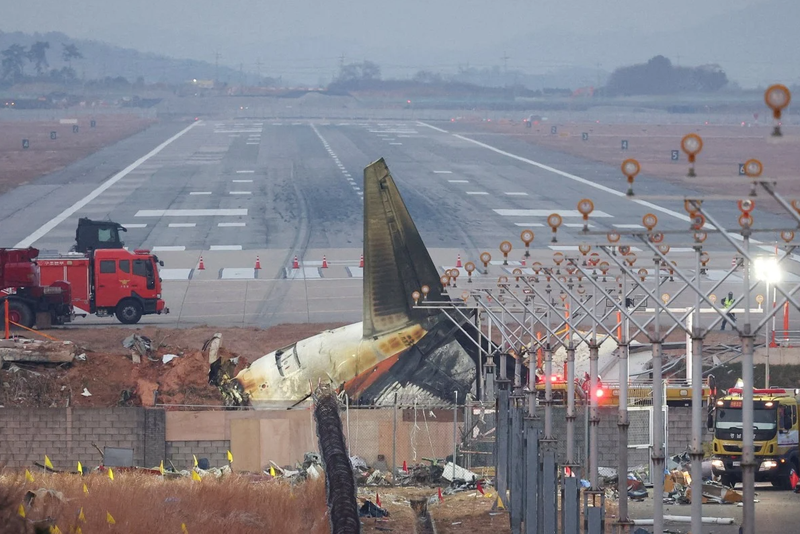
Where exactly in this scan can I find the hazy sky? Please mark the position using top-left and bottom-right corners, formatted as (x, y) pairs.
(2, 0), (789, 85)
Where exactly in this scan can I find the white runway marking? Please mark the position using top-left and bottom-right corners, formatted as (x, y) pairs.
(389, 142), (402, 145)
(152, 245), (186, 252)
(505, 192), (528, 196)
(232, 179), (253, 183)
(417, 121), (449, 133)
(246, 142), (259, 145)
(448, 180), (469, 183)
(190, 191), (212, 195)
(218, 222), (246, 227)
(513, 223), (545, 227)
(433, 170), (452, 174)
(613, 223), (645, 228)
(160, 268), (193, 280)
(467, 191), (489, 195)
(548, 245), (580, 251)
(494, 209), (613, 218)
(221, 268), (256, 279)
(236, 170), (255, 174)
(229, 191), (252, 195)
(121, 223), (147, 229)
(136, 209), (248, 217)
(449, 131), (692, 223)
(210, 245), (243, 251)
(169, 223), (196, 228)
(15, 121), (200, 248)
(564, 223), (593, 228)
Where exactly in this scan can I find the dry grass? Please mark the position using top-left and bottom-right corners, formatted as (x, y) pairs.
(1, 471), (330, 534)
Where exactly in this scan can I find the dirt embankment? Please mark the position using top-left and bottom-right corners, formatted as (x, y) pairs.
(0, 115), (155, 194)
(0, 324), (345, 409)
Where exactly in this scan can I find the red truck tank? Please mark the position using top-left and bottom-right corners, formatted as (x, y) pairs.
(0, 247), (73, 328)
(38, 248), (167, 324)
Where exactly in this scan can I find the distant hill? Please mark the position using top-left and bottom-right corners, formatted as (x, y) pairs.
(484, 0), (800, 89)
(0, 30), (249, 85)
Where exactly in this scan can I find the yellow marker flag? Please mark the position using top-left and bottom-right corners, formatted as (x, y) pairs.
(159, 460), (165, 475)
(82, 483), (89, 494)
(50, 526), (62, 534)
(78, 507), (86, 522)
(192, 454), (198, 468)
(181, 523), (189, 534)
(18, 504), (25, 518)
(76, 528), (83, 534)
(106, 511), (116, 525)
(227, 450), (233, 463)
(44, 455), (54, 470)
(25, 469), (34, 482)
(108, 468), (114, 481)
(191, 470), (202, 482)
(77, 461), (83, 475)
(269, 466), (276, 477)
(495, 494), (505, 510)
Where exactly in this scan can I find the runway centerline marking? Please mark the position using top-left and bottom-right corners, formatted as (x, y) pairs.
(168, 223), (196, 228)
(230, 191), (252, 195)
(121, 223), (147, 229)
(467, 191), (489, 195)
(505, 192), (528, 196)
(232, 179), (253, 183)
(210, 245), (243, 251)
(236, 170), (255, 173)
(190, 191), (212, 195)
(433, 170), (452, 174)
(152, 246), (186, 252)
(15, 121), (200, 248)
(218, 222), (246, 227)
(448, 180), (469, 183)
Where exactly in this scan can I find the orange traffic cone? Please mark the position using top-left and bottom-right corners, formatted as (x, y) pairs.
(197, 255), (205, 270)
(255, 256), (262, 270)
(321, 255), (329, 268)
(292, 255), (299, 269)
(359, 254), (364, 268)
(456, 254), (462, 268)
(402, 460), (408, 473)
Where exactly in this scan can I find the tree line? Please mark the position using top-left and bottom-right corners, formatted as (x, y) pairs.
(603, 55), (728, 96)
(1, 41), (83, 85)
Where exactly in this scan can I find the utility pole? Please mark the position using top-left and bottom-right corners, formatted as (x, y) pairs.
(255, 58), (263, 85)
(214, 50), (221, 84)
(501, 52), (510, 87)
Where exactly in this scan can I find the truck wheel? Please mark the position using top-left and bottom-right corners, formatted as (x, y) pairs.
(115, 299), (143, 324)
(1, 300), (34, 329)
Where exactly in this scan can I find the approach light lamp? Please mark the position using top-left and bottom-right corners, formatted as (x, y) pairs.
(450, 268), (460, 287)
(607, 231), (621, 243)
(661, 293), (670, 305)
(638, 268), (648, 282)
(547, 213), (563, 243)
(621, 159), (641, 196)
(520, 229), (535, 257)
(480, 252), (491, 274)
(577, 198), (594, 232)
(642, 213), (658, 231)
(464, 261), (476, 283)
(694, 231), (708, 244)
(412, 290), (421, 305)
(753, 256), (781, 284)
(765, 84), (791, 136)
(421, 285), (430, 300)
(680, 134), (703, 177)
(626, 253), (637, 267)
(499, 240), (513, 265)
(781, 230), (795, 243)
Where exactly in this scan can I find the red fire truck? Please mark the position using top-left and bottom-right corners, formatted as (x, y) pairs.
(0, 247), (73, 328)
(38, 248), (167, 324)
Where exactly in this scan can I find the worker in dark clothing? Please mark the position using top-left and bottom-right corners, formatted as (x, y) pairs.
(721, 292), (736, 331)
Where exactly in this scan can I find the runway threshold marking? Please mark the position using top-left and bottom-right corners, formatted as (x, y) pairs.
(135, 209), (247, 217)
(121, 223), (147, 229)
(169, 223), (196, 228)
(15, 120), (201, 248)
(218, 222), (246, 227)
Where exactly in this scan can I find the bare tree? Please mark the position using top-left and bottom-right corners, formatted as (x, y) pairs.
(27, 41), (50, 75)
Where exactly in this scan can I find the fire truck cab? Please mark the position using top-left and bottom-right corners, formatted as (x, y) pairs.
(710, 387), (800, 489)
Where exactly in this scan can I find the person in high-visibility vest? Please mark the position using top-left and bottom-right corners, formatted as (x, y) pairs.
(721, 291), (736, 330)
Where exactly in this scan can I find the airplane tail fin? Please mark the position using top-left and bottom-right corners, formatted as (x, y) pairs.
(362, 158), (446, 338)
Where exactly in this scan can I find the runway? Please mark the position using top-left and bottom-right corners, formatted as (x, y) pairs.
(2, 117), (797, 328)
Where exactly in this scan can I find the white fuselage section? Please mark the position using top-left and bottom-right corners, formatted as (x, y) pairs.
(235, 321), (426, 408)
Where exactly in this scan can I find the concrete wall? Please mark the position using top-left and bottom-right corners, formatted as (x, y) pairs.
(0, 407), (165, 470)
